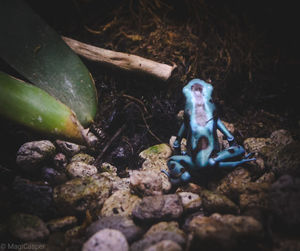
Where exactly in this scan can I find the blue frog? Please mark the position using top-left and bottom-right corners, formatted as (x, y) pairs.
(163, 79), (255, 185)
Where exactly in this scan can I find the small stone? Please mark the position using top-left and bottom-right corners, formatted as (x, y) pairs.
(16, 140), (56, 173)
(100, 162), (118, 175)
(269, 175), (300, 231)
(64, 225), (82, 242)
(53, 153), (68, 171)
(130, 170), (163, 196)
(41, 166), (68, 186)
(100, 190), (141, 217)
(86, 216), (144, 243)
(267, 141), (300, 177)
(82, 229), (129, 251)
(47, 216), (77, 232)
(201, 190), (239, 214)
(70, 153), (95, 164)
(145, 240), (183, 251)
(255, 172), (275, 184)
(145, 221), (185, 239)
(216, 167), (251, 200)
(270, 129), (294, 147)
(139, 144), (172, 161)
(175, 183), (203, 194)
(12, 176), (57, 220)
(53, 173), (112, 215)
(177, 192), (202, 212)
(55, 140), (83, 157)
(66, 162), (98, 178)
(132, 194), (183, 222)
(140, 146), (172, 193)
(243, 137), (271, 156)
(272, 238), (300, 251)
(211, 213), (263, 238)
(130, 231), (185, 251)
(188, 213), (263, 250)
(100, 172), (130, 192)
(8, 213), (49, 242)
(188, 215), (236, 250)
(239, 182), (270, 211)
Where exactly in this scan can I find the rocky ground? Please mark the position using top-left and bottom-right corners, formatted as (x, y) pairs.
(1, 1), (300, 250)
(0, 126), (299, 251)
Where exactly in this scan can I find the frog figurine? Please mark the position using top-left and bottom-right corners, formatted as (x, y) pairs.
(162, 79), (255, 185)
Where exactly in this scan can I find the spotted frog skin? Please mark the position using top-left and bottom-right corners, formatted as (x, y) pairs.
(163, 79), (255, 185)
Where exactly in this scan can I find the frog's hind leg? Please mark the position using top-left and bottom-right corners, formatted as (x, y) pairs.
(209, 145), (255, 168)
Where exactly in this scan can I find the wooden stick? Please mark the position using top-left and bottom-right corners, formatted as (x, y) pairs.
(62, 36), (176, 81)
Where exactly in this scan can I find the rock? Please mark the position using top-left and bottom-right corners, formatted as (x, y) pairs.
(188, 215), (236, 250)
(139, 144), (172, 161)
(8, 213), (49, 242)
(177, 192), (202, 213)
(47, 216), (77, 232)
(238, 182), (270, 212)
(53, 153), (68, 171)
(145, 240), (182, 251)
(201, 190), (238, 214)
(269, 175), (300, 232)
(267, 141), (300, 177)
(216, 167), (251, 200)
(243, 137), (271, 156)
(188, 213), (263, 250)
(100, 190), (141, 217)
(55, 140), (83, 157)
(70, 153), (95, 164)
(41, 166), (68, 185)
(255, 171), (275, 184)
(175, 183), (203, 194)
(130, 170), (163, 196)
(130, 231), (185, 251)
(64, 225), (82, 242)
(272, 237), (300, 251)
(64, 226), (84, 242)
(66, 162), (98, 178)
(132, 194), (183, 222)
(16, 140), (56, 172)
(140, 144), (172, 193)
(270, 129), (294, 147)
(211, 213), (263, 239)
(145, 221), (185, 239)
(82, 229), (128, 251)
(12, 176), (57, 220)
(100, 162), (118, 175)
(99, 172), (130, 192)
(53, 173), (112, 215)
(86, 216), (143, 243)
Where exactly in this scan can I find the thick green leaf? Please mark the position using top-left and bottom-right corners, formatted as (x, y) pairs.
(0, 0), (97, 127)
(0, 72), (87, 144)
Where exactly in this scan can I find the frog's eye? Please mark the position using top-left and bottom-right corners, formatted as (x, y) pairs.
(180, 168), (185, 173)
(170, 163), (175, 169)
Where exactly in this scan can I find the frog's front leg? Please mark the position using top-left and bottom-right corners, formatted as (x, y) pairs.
(165, 155), (194, 184)
(173, 122), (187, 155)
(209, 145), (255, 168)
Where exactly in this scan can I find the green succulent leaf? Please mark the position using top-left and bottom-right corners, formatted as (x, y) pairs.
(0, 72), (87, 144)
(0, 0), (97, 127)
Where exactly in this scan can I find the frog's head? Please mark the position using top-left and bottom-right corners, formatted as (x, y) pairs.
(183, 79), (213, 101)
